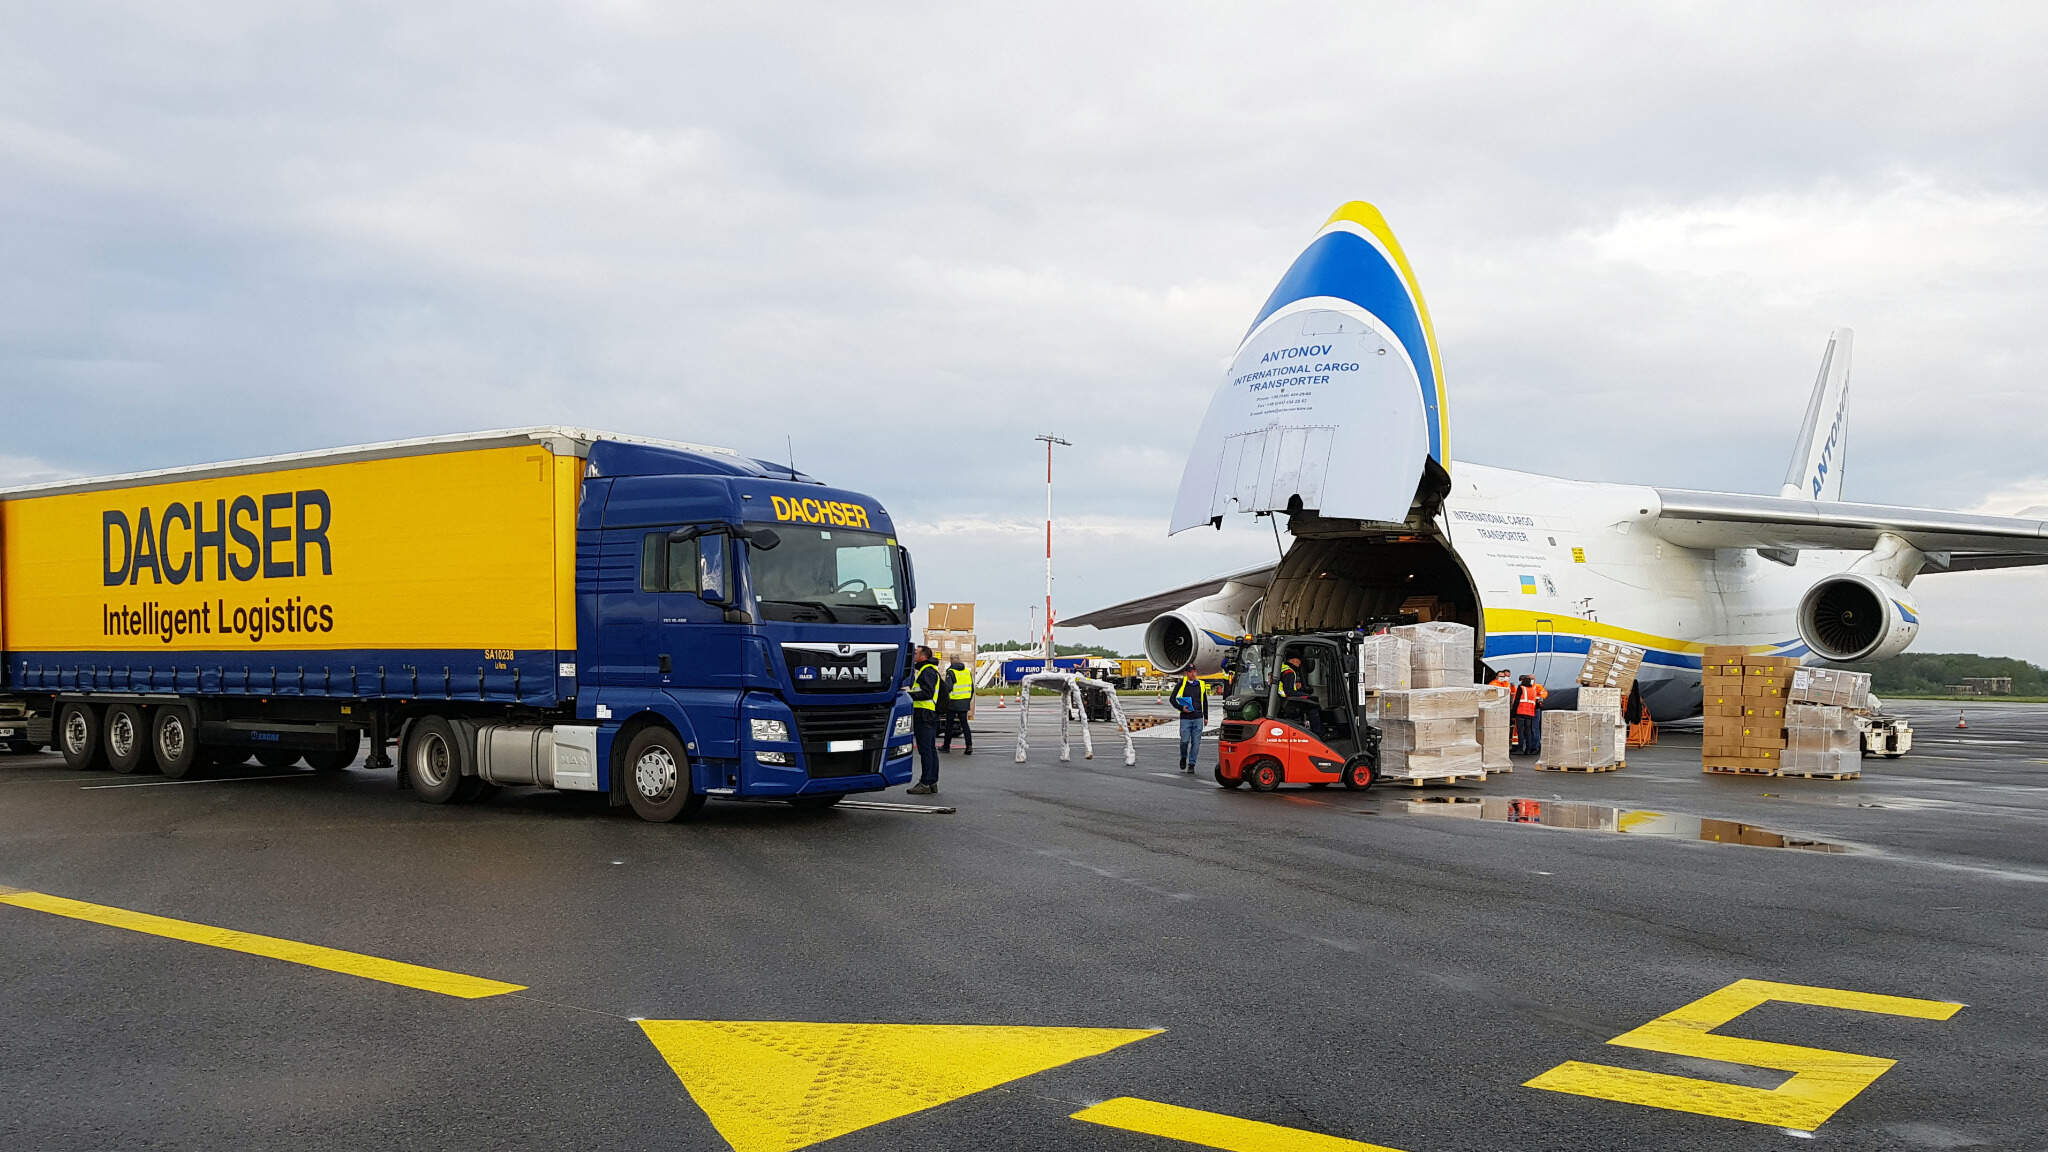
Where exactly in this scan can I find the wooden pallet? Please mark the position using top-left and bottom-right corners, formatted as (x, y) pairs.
(1535, 762), (1623, 773)
(1776, 769), (1861, 780)
(1384, 771), (1488, 787)
(1485, 765), (1512, 774)
(1703, 763), (1777, 777)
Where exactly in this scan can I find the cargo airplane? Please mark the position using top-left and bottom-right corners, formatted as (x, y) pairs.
(1067, 202), (2048, 720)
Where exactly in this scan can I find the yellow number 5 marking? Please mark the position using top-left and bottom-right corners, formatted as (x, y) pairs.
(1525, 979), (1963, 1132)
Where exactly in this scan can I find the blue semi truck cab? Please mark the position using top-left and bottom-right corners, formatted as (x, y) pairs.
(578, 440), (919, 817)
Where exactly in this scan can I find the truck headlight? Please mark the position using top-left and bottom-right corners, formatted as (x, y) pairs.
(750, 718), (791, 743)
(888, 743), (912, 760)
(892, 715), (914, 738)
(756, 750), (791, 766)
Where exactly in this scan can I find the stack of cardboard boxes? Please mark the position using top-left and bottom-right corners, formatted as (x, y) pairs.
(1780, 667), (1872, 779)
(1478, 685), (1511, 773)
(923, 603), (977, 685)
(1537, 710), (1619, 770)
(1579, 639), (1647, 695)
(1700, 647), (1797, 774)
(1576, 685), (1629, 768)
(1370, 622), (1487, 783)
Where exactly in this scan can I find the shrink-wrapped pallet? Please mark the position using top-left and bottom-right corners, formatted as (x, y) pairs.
(1380, 741), (1485, 777)
(1392, 621), (1476, 689)
(1356, 634), (1412, 697)
(1537, 710), (1617, 769)
(1578, 639), (1647, 693)
(1378, 686), (1484, 721)
(1478, 689), (1511, 770)
(1379, 717), (1478, 750)
(1788, 725), (1861, 755)
(1578, 686), (1624, 720)
(1783, 749), (1859, 775)
(1787, 703), (1849, 729)
(1789, 667), (1871, 710)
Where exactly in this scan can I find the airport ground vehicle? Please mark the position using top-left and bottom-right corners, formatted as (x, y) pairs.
(0, 428), (917, 821)
(1214, 631), (1381, 792)
(1859, 708), (1914, 758)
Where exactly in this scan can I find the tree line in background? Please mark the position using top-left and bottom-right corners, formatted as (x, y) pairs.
(977, 640), (1131, 658)
(1828, 652), (2048, 696)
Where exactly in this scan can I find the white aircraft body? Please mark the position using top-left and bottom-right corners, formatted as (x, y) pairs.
(1067, 203), (2048, 720)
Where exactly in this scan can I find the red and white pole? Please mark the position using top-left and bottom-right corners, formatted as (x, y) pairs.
(1035, 434), (1069, 667)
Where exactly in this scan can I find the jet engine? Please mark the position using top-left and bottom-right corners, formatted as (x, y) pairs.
(1797, 573), (1920, 662)
(1143, 581), (1265, 675)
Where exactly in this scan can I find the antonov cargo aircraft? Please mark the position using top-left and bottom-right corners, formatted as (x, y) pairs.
(1067, 202), (2048, 720)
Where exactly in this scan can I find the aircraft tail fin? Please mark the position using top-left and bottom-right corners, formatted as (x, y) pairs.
(1780, 328), (1852, 501)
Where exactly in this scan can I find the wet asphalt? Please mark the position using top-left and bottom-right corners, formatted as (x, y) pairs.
(0, 697), (2043, 1151)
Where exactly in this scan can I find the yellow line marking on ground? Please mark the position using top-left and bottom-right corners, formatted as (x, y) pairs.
(638, 1020), (1160, 1152)
(0, 889), (524, 999)
(1524, 979), (1963, 1131)
(1072, 1098), (1409, 1151)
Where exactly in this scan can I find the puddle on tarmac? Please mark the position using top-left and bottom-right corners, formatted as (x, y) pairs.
(1395, 797), (1851, 854)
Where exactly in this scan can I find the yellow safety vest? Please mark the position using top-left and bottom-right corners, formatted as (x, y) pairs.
(913, 661), (941, 710)
(949, 665), (974, 701)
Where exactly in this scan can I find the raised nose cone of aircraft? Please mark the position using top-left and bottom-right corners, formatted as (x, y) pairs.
(1171, 202), (1449, 534)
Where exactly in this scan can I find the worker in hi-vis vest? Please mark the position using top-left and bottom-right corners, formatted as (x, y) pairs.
(907, 646), (943, 794)
(940, 656), (974, 755)
(1513, 674), (1549, 756)
(1171, 673), (1209, 774)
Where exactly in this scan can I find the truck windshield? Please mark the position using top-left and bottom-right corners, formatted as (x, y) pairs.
(747, 525), (905, 625)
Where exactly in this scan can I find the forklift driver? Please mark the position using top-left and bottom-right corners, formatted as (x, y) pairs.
(1277, 654), (1322, 738)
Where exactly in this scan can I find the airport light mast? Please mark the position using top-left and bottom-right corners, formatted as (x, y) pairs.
(1035, 434), (1070, 666)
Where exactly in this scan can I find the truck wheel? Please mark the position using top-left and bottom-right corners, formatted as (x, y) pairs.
(255, 748), (302, 770)
(1246, 757), (1282, 793)
(1213, 764), (1244, 790)
(623, 727), (704, 823)
(105, 704), (152, 775)
(57, 702), (106, 770)
(1342, 755), (1377, 792)
(152, 705), (202, 779)
(405, 717), (467, 804)
(305, 729), (362, 772)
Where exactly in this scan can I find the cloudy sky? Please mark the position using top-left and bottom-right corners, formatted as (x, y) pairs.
(5, 3), (2046, 660)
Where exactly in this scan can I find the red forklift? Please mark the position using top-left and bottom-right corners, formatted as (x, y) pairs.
(1213, 630), (1384, 792)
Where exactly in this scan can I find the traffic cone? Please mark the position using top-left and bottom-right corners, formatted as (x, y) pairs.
(1956, 710), (1967, 729)
(997, 695), (1006, 709)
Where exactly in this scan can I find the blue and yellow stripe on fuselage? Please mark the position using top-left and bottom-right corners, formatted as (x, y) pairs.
(1480, 608), (1809, 674)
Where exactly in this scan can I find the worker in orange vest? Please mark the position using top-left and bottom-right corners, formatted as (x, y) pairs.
(1513, 674), (1549, 755)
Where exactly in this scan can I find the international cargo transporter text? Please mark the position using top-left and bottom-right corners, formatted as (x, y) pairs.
(0, 428), (922, 821)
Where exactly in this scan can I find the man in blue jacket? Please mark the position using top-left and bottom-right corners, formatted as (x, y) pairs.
(1171, 673), (1209, 774)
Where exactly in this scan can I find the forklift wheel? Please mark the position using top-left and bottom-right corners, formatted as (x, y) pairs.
(1342, 756), (1377, 791)
(1246, 757), (1282, 793)
(1213, 764), (1244, 790)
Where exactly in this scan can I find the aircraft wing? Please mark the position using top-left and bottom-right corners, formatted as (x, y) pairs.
(1651, 489), (2048, 571)
(1062, 564), (1278, 629)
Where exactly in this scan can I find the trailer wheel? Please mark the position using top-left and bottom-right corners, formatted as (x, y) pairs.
(57, 702), (106, 771)
(105, 704), (152, 775)
(151, 705), (202, 779)
(305, 729), (362, 772)
(623, 727), (705, 823)
(1213, 764), (1244, 790)
(1246, 757), (1282, 793)
(405, 717), (467, 804)
(255, 748), (302, 770)
(1342, 755), (1377, 792)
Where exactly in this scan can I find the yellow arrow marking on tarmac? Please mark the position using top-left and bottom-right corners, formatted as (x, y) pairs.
(0, 889), (524, 998)
(638, 1020), (1160, 1152)
(1074, 1098), (1411, 1151)
(1524, 978), (1963, 1131)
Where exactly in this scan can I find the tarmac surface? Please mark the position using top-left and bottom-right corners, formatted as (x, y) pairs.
(1, 697), (2044, 1151)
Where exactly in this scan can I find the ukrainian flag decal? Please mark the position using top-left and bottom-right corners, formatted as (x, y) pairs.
(1519, 575), (1538, 595)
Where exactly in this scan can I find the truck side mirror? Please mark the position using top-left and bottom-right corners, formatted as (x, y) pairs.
(697, 536), (728, 604)
(899, 546), (916, 612)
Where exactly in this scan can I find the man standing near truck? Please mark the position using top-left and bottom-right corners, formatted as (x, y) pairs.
(907, 646), (944, 794)
(939, 655), (974, 755)
(1171, 673), (1209, 774)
